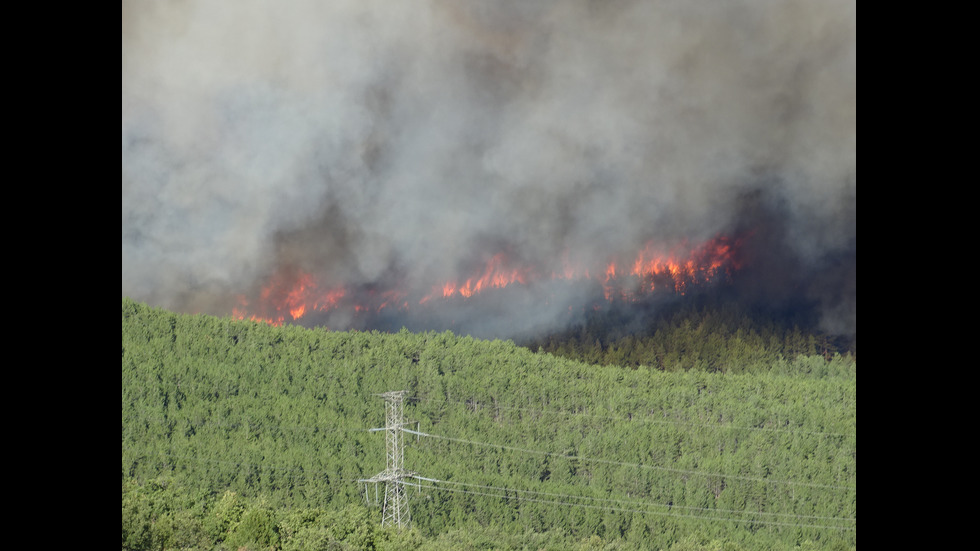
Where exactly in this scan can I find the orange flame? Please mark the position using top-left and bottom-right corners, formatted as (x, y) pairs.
(234, 234), (744, 326)
(234, 270), (346, 326)
(460, 253), (527, 297)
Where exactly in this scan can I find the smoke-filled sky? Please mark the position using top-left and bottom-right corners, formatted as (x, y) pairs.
(122, 0), (855, 338)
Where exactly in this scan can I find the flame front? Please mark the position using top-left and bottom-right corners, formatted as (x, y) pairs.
(235, 234), (745, 326)
(234, 270), (346, 326)
(438, 253), (530, 300)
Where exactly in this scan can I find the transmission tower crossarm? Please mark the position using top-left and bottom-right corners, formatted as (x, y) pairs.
(363, 390), (419, 529)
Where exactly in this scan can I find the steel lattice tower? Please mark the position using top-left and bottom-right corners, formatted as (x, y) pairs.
(360, 390), (415, 529)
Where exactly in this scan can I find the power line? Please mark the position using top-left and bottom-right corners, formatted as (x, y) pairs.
(124, 437), (854, 536)
(413, 477), (855, 523)
(125, 412), (853, 494)
(123, 447), (855, 531)
(403, 427), (855, 491)
(126, 444), (854, 526)
(404, 479), (854, 532)
(125, 390), (855, 538)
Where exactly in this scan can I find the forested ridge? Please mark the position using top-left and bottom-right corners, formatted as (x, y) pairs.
(521, 295), (855, 372)
(122, 297), (856, 550)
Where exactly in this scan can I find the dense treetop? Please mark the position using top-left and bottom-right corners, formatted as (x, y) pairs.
(122, 297), (855, 550)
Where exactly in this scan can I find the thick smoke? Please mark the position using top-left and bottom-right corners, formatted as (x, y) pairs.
(122, 0), (856, 339)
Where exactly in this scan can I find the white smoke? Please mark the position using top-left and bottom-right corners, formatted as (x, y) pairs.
(122, 0), (856, 336)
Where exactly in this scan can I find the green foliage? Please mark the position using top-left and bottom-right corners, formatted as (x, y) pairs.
(665, 531), (745, 551)
(226, 496), (279, 549)
(121, 476), (212, 550)
(122, 298), (856, 550)
(523, 301), (855, 374)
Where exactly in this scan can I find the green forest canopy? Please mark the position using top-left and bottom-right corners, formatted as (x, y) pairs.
(122, 297), (855, 550)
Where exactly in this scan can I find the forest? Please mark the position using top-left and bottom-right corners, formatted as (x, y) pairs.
(122, 297), (856, 550)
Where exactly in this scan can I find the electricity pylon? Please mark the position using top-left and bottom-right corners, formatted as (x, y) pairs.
(360, 390), (415, 529)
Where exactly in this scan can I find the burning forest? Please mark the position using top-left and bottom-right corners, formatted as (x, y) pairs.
(122, 1), (855, 342)
(230, 233), (747, 333)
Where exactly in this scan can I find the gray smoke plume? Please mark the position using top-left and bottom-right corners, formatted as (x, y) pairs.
(122, 0), (855, 338)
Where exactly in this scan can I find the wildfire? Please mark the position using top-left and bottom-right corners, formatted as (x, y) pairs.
(234, 270), (346, 326)
(234, 234), (745, 327)
(424, 253), (531, 301)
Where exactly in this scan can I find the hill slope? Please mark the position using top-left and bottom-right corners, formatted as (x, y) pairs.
(122, 298), (856, 550)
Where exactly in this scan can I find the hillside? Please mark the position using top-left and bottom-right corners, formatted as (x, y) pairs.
(122, 297), (856, 550)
